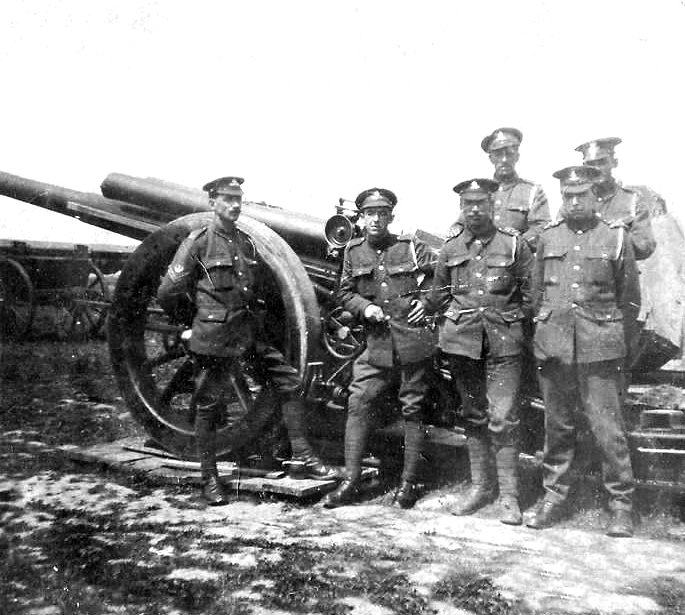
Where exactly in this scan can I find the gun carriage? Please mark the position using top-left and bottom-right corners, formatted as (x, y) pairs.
(0, 170), (683, 492)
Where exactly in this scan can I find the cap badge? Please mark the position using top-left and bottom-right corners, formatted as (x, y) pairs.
(568, 169), (579, 182)
(587, 142), (600, 158)
(469, 180), (480, 190)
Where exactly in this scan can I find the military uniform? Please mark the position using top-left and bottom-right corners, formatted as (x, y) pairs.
(158, 177), (334, 504)
(431, 178), (533, 525)
(575, 137), (656, 371)
(529, 165), (639, 536)
(432, 225), (533, 439)
(323, 187), (435, 509)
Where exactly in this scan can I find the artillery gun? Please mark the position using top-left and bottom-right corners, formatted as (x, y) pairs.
(0, 170), (684, 492)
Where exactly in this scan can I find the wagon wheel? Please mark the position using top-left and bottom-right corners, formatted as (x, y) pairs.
(54, 264), (110, 340)
(107, 212), (321, 460)
(0, 257), (35, 340)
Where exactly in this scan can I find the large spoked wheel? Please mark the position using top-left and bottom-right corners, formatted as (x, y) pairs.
(0, 257), (34, 340)
(107, 212), (321, 460)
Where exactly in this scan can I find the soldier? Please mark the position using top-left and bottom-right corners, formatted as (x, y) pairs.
(449, 128), (550, 251)
(575, 137), (655, 261)
(322, 188), (435, 509)
(527, 166), (639, 537)
(430, 179), (533, 525)
(576, 137), (655, 369)
(157, 176), (337, 506)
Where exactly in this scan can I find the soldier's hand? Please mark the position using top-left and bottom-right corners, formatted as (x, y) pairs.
(407, 299), (426, 325)
(363, 304), (386, 323)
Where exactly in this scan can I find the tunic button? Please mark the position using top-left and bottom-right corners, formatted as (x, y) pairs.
(238, 272), (243, 276)
(378, 265), (385, 270)
(377, 250), (382, 254)
(446, 311), (453, 317)
(475, 239), (482, 245)
(475, 272), (482, 278)
(571, 303), (578, 308)
(475, 255), (482, 261)
(479, 307), (486, 312)
(576, 230), (583, 235)
(573, 265), (580, 271)
(494, 214), (500, 220)
(383, 299), (389, 304)
(477, 289), (484, 295)
(243, 287), (248, 291)
(381, 282), (388, 287)
(571, 282), (579, 289)
(234, 256), (238, 261)
(573, 245), (581, 251)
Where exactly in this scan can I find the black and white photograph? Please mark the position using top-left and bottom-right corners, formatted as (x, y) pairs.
(1, 2), (684, 614)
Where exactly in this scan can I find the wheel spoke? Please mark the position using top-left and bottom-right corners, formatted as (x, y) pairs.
(158, 358), (195, 406)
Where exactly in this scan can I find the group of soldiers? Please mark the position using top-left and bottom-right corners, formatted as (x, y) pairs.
(158, 126), (656, 540)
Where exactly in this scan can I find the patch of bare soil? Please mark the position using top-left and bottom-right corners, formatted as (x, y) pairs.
(1, 340), (685, 615)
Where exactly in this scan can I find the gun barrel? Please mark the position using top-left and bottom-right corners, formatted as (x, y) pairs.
(0, 170), (163, 241)
(101, 173), (333, 261)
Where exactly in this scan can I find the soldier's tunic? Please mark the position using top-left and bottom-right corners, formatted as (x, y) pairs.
(532, 216), (639, 510)
(449, 178), (550, 252)
(158, 220), (301, 424)
(429, 226), (533, 444)
(337, 231), (435, 426)
(594, 181), (655, 261)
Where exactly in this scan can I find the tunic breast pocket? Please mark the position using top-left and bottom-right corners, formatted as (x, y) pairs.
(542, 247), (567, 286)
(584, 248), (615, 285)
(386, 260), (419, 295)
(446, 253), (471, 294)
(485, 255), (515, 294)
(504, 206), (528, 230)
(206, 258), (236, 290)
(351, 263), (376, 297)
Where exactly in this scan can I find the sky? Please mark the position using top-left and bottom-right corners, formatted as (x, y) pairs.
(1, 0), (684, 244)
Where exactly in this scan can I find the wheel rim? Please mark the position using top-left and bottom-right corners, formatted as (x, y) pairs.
(0, 258), (34, 340)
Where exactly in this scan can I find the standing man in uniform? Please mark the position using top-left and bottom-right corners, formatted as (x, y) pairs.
(158, 176), (337, 506)
(450, 128), (550, 252)
(576, 137), (656, 370)
(322, 188), (435, 510)
(527, 166), (639, 537)
(430, 179), (533, 525)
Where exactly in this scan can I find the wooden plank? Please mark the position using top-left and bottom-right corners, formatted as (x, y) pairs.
(55, 437), (373, 499)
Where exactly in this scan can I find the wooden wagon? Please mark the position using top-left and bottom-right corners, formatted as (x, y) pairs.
(0, 239), (116, 340)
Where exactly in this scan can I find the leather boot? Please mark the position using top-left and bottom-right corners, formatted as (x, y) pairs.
(495, 445), (522, 525)
(394, 480), (423, 509)
(451, 433), (496, 516)
(606, 509), (634, 538)
(201, 474), (228, 506)
(526, 498), (565, 529)
(301, 455), (340, 480)
(321, 478), (361, 508)
(282, 400), (339, 480)
(393, 421), (425, 509)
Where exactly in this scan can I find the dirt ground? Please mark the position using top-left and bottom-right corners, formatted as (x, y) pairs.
(1, 334), (685, 615)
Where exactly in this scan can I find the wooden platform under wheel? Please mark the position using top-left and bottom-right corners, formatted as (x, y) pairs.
(58, 436), (377, 499)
